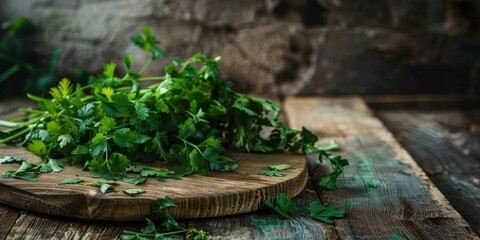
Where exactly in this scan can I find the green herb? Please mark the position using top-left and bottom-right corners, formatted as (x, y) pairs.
(38, 158), (63, 173)
(0, 17), (67, 98)
(0, 156), (26, 163)
(264, 194), (298, 218)
(259, 164), (292, 177)
(84, 180), (117, 193)
(0, 26), (348, 189)
(123, 189), (145, 196)
(264, 194), (345, 224)
(122, 196), (209, 239)
(58, 177), (84, 185)
(307, 201), (344, 224)
(122, 176), (147, 185)
(3, 172), (38, 182)
(317, 140), (339, 151)
(2, 161), (39, 181)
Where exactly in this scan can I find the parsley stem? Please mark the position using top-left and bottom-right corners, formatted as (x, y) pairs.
(19, 108), (46, 114)
(0, 119), (20, 128)
(138, 58), (152, 75)
(0, 127), (31, 144)
(138, 76), (165, 81)
(122, 228), (190, 237)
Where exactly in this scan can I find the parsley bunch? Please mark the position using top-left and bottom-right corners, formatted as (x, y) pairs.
(0, 27), (348, 189)
(122, 196), (209, 240)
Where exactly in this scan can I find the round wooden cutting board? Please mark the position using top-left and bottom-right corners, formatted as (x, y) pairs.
(0, 145), (307, 221)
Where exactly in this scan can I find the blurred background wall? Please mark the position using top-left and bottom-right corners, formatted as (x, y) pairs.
(1, 0), (479, 98)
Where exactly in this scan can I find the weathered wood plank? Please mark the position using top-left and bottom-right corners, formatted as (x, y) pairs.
(284, 97), (478, 239)
(187, 181), (336, 240)
(0, 99), (34, 120)
(0, 145), (307, 221)
(0, 204), (21, 240)
(376, 108), (480, 235)
(364, 95), (480, 109)
(6, 211), (144, 240)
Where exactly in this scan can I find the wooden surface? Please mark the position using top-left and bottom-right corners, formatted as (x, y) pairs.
(284, 97), (479, 239)
(0, 145), (308, 221)
(1, 97), (479, 239)
(377, 108), (480, 236)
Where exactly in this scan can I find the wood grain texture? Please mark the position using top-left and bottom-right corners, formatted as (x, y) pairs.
(284, 97), (478, 240)
(0, 204), (21, 240)
(5, 211), (145, 240)
(376, 109), (480, 236)
(188, 181), (336, 240)
(0, 145), (308, 221)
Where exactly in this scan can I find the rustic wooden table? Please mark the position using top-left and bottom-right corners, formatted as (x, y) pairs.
(0, 97), (479, 240)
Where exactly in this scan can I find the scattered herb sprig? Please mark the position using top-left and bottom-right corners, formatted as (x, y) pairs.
(0, 27), (348, 189)
(122, 196), (209, 240)
(264, 194), (345, 224)
(259, 164), (292, 177)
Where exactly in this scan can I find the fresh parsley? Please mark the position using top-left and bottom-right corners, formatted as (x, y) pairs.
(264, 194), (298, 218)
(264, 194), (345, 224)
(0, 26), (348, 190)
(123, 189), (146, 196)
(259, 164), (292, 177)
(58, 177), (84, 185)
(122, 196), (209, 239)
(307, 201), (345, 224)
(84, 180), (117, 193)
(0, 156), (26, 164)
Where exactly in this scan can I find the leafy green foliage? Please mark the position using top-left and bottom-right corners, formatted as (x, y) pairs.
(122, 196), (209, 239)
(2, 161), (39, 182)
(264, 194), (297, 218)
(122, 176), (147, 185)
(0, 26), (348, 191)
(85, 181), (117, 193)
(259, 164), (292, 177)
(58, 177), (84, 185)
(0, 17), (69, 98)
(27, 140), (47, 156)
(264, 194), (345, 224)
(123, 189), (146, 196)
(307, 201), (345, 224)
(317, 140), (339, 151)
(0, 156), (26, 164)
(131, 27), (166, 60)
(38, 158), (64, 173)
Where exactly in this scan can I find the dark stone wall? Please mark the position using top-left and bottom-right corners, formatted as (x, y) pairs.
(1, 0), (479, 97)
(307, 0), (480, 96)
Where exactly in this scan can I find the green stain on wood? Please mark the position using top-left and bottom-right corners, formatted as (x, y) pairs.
(391, 230), (414, 240)
(250, 216), (283, 237)
(354, 154), (381, 191)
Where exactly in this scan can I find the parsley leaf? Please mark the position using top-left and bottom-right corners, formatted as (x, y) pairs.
(59, 177), (84, 185)
(0, 156), (26, 164)
(317, 140), (339, 151)
(308, 201), (345, 224)
(122, 176), (147, 185)
(264, 194), (297, 218)
(27, 140), (48, 156)
(259, 169), (285, 177)
(259, 164), (292, 177)
(123, 188), (145, 196)
(49, 78), (73, 100)
(153, 196), (176, 212)
(85, 181), (117, 193)
(38, 158), (64, 173)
